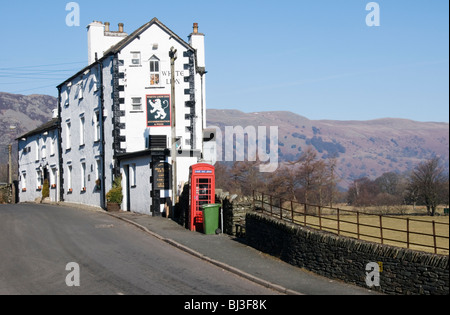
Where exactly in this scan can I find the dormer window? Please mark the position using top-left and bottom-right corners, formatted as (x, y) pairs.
(149, 56), (160, 86)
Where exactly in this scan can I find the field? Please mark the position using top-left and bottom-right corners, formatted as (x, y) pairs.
(257, 199), (449, 255)
(295, 213), (449, 255)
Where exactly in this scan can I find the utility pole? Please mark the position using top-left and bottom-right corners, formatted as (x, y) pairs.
(8, 144), (12, 186)
(197, 67), (207, 133)
(169, 46), (178, 215)
(8, 125), (17, 203)
(8, 144), (12, 203)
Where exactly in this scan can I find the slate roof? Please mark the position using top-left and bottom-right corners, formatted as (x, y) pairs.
(17, 118), (59, 140)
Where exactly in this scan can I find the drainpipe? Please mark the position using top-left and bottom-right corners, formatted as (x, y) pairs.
(97, 54), (107, 210)
(57, 86), (64, 202)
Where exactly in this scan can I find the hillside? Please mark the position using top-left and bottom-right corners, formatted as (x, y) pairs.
(1, 92), (448, 188)
(207, 109), (449, 187)
(0, 92), (58, 180)
(0, 92), (57, 145)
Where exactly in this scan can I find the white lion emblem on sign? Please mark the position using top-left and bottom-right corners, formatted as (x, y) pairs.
(149, 99), (169, 120)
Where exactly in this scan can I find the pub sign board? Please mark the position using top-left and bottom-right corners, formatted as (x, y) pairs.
(153, 162), (172, 190)
(147, 95), (171, 127)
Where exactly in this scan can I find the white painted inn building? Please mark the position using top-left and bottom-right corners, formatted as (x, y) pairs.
(17, 18), (212, 215)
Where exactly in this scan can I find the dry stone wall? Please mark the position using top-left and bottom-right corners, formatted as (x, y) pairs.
(216, 190), (253, 236)
(245, 212), (449, 295)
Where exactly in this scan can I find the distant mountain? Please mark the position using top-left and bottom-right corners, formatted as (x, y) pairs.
(1, 92), (448, 188)
(0, 92), (57, 167)
(0, 92), (57, 141)
(207, 109), (449, 187)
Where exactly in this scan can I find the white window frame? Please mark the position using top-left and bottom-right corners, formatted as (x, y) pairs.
(93, 74), (99, 92)
(51, 167), (57, 189)
(131, 97), (142, 111)
(149, 56), (160, 86)
(94, 111), (100, 142)
(130, 163), (136, 187)
(79, 115), (85, 146)
(67, 165), (73, 192)
(36, 169), (42, 189)
(41, 143), (47, 159)
(66, 121), (71, 150)
(50, 136), (56, 156)
(75, 82), (83, 100)
(81, 162), (86, 192)
(35, 139), (40, 161)
(62, 90), (69, 107)
(131, 51), (141, 66)
(21, 172), (27, 191)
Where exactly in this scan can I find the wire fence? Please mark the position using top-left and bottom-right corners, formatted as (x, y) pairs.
(253, 191), (449, 255)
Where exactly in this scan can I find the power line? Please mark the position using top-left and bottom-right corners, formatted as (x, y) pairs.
(0, 61), (86, 71)
(0, 62), (87, 94)
(10, 84), (59, 94)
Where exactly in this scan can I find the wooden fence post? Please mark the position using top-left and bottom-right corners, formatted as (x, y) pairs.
(261, 192), (265, 213)
(304, 204), (307, 226)
(252, 191), (255, 210)
(280, 197), (283, 220)
(432, 221), (437, 254)
(357, 211), (360, 240)
(337, 208), (340, 235)
(379, 215), (384, 244)
(318, 206), (322, 230)
(406, 218), (410, 249)
(291, 200), (294, 223)
(270, 195), (273, 217)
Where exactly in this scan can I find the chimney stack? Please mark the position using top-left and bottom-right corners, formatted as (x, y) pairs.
(189, 22), (205, 67)
(87, 20), (128, 65)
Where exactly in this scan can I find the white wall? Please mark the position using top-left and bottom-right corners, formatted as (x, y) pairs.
(120, 156), (152, 215)
(59, 64), (105, 208)
(21, 20), (209, 214)
(119, 154), (199, 215)
(18, 129), (59, 202)
(118, 23), (201, 155)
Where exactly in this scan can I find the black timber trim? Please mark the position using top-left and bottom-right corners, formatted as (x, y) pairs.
(112, 54), (125, 178)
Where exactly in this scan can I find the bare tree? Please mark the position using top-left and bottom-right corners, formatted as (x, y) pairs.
(325, 157), (339, 207)
(229, 160), (264, 196)
(295, 147), (331, 205)
(375, 172), (401, 196)
(347, 177), (379, 208)
(265, 164), (298, 201)
(214, 162), (232, 192)
(408, 157), (446, 216)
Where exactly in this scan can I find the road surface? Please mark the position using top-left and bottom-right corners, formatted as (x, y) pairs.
(0, 203), (278, 295)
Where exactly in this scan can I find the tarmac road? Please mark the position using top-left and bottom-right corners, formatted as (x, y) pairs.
(0, 203), (278, 295)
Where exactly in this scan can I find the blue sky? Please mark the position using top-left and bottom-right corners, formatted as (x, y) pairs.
(0, 0), (448, 122)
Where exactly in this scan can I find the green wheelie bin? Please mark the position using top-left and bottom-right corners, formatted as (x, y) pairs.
(202, 204), (221, 235)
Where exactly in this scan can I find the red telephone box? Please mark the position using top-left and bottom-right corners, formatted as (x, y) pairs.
(189, 163), (215, 232)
